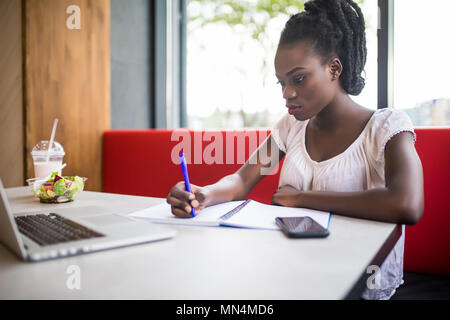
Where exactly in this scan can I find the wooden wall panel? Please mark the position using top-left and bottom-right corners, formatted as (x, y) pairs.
(24, 0), (110, 191)
(0, 0), (24, 188)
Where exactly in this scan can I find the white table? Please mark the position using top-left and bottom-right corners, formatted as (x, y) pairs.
(0, 187), (401, 300)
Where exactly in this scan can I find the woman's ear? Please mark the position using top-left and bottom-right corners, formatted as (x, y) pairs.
(329, 58), (343, 81)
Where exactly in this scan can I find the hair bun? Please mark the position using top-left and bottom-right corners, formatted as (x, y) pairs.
(304, 0), (328, 16)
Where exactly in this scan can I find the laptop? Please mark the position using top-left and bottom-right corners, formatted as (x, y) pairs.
(0, 179), (176, 262)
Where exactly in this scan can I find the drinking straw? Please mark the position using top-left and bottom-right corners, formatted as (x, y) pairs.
(46, 118), (59, 162)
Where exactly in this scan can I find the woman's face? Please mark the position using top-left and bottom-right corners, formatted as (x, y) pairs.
(274, 41), (338, 121)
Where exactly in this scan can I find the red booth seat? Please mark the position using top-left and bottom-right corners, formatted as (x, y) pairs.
(103, 130), (281, 204)
(404, 128), (450, 276)
(103, 128), (450, 276)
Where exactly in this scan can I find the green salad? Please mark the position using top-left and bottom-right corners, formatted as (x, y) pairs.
(32, 172), (85, 203)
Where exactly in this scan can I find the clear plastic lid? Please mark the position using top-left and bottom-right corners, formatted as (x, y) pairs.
(31, 141), (65, 157)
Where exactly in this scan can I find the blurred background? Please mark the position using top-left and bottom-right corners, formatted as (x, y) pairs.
(186, 0), (377, 129)
(1, 0), (449, 189)
(185, 0), (450, 129)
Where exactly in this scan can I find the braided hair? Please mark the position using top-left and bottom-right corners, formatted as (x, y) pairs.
(279, 0), (367, 96)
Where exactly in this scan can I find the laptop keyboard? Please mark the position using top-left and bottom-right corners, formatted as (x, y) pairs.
(15, 213), (104, 247)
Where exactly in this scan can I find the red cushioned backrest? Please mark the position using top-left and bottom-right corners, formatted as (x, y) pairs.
(103, 130), (282, 204)
(404, 128), (450, 275)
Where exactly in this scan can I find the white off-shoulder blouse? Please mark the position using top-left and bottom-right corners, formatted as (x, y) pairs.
(271, 108), (416, 300)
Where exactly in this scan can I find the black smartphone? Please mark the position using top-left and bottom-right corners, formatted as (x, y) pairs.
(275, 216), (329, 238)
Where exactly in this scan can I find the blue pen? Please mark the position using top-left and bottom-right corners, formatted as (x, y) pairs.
(179, 153), (195, 217)
(327, 214), (333, 230)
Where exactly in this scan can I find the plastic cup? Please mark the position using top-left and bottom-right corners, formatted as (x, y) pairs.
(31, 141), (65, 178)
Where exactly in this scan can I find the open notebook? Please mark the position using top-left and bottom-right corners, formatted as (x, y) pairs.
(130, 200), (331, 231)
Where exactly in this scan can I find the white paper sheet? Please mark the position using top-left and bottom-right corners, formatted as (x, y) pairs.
(130, 201), (245, 227)
(222, 201), (331, 230)
(130, 200), (331, 230)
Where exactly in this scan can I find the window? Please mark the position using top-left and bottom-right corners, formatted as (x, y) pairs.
(393, 0), (450, 126)
(186, 0), (379, 129)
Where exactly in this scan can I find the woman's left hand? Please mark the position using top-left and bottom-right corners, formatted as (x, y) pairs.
(271, 185), (302, 207)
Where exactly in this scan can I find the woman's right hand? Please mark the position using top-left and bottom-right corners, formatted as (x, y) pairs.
(166, 182), (210, 218)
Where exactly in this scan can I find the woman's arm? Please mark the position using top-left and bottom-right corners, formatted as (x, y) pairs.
(204, 134), (285, 206)
(167, 134), (285, 217)
(272, 132), (424, 225)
